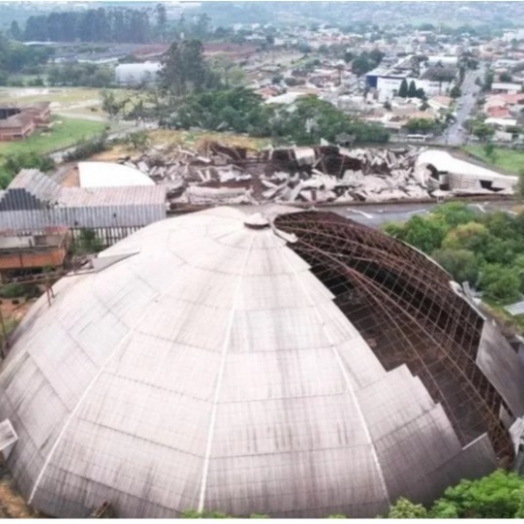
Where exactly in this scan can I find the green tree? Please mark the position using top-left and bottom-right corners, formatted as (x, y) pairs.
(429, 499), (459, 518)
(75, 229), (104, 255)
(405, 117), (435, 133)
(407, 80), (417, 98)
(517, 167), (524, 201)
(416, 87), (426, 99)
(480, 264), (521, 302)
(159, 39), (216, 97)
(450, 85), (462, 98)
(125, 131), (150, 151)
(382, 221), (405, 238)
(101, 90), (128, 120)
(431, 202), (477, 228)
(471, 121), (495, 142)
(387, 498), (428, 518)
(394, 215), (449, 254)
(442, 222), (489, 252)
(398, 78), (408, 98)
(8, 21), (22, 41)
(431, 249), (479, 284)
(499, 72), (513, 83)
(2, 151), (55, 178)
(483, 142), (497, 162)
(431, 470), (524, 518)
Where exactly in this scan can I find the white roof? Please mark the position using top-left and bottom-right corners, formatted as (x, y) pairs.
(492, 82), (523, 91)
(78, 162), (155, 188)
(264, 91), (307, 105)
(416, 150), (516, 182)
(485, 117), (517, 127)
(0, 207), (497, 518)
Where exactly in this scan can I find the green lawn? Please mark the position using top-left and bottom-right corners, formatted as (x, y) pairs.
(0, 117), (108, 157)
(463, 145), (524, 175)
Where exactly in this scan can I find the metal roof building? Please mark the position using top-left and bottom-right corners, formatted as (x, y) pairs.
(0, 169), (166, 231)
(114, 63), (162, 86)
(78, 162), (155, 189)
(0, 207), (522, 518)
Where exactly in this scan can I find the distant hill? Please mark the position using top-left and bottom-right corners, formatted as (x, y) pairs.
(196, 1), (524, 28)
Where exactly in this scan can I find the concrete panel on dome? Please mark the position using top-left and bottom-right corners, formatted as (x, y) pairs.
(477, 321), (524, 417)
(0, 419), (18, 452)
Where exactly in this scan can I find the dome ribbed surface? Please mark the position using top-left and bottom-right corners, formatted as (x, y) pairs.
(0, 207), (496, 518)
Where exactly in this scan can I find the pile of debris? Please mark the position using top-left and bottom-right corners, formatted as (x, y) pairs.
(114, 142), (473, 207)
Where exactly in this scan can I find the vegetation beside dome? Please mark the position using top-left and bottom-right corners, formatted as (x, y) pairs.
(180, 470), (524, 519)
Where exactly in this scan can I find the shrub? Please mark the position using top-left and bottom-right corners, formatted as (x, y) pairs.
(64, 134), (108, 162)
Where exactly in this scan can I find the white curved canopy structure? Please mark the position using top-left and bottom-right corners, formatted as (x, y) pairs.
(78, 162), (154, 188)
(0, 208), (496, 518)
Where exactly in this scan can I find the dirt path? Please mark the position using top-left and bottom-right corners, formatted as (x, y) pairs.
(0, 460), (36, 518)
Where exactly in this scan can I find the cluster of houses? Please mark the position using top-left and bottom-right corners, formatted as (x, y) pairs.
(0, 102), (51, 141)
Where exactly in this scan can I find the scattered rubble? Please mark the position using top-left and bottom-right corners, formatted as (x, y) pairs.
(116, 142), (512, 207)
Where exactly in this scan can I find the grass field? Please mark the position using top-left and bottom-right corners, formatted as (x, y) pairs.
(0, 86), (100, 105)
(463, 145), (524, 175)
(0, 117), (108, 157)
(0, 87), (137, 118)
(90, 129), (271, 162)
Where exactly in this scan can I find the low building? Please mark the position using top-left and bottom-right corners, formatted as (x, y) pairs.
(491, 82), (523, 95)
(416, 149), (517, 193)
(0, 102), (51, 141)
(0, 227), (70, 273)
(115, 63), (162, 86)
(428, 95), (453, 112)
(0, 169), (166, 242)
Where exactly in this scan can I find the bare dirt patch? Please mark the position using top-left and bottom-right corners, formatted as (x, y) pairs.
(0, 460), (36, 518)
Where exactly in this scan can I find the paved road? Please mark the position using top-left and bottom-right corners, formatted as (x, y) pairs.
(330, 200), (515, 228)
(440, 63), (486, 147)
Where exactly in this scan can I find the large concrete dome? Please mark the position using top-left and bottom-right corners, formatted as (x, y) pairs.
(0, 207), (521, 518)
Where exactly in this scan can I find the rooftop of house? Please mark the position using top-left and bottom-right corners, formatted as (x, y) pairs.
(0, 102), (51, 130)
(486, 106), (512, 119)
(429, 95), (453, 108)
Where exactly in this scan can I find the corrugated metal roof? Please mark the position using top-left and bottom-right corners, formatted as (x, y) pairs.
(0, 207), (497, 518)
(58, 186), (166, 207)
(7, 170), (61, 203)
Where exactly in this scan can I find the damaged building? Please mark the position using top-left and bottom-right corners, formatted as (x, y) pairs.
(0, 207), (523, 518)
(416, 150), (517, 196)
(0, 169), (166, 242)
(117, 142), (514, 207)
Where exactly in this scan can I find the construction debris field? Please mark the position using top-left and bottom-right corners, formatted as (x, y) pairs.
(113, 141), (514, 210)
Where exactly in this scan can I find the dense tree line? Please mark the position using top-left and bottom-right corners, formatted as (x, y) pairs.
(0, 31), (53, 84)
(47, 63), (114, 88)
(351, 49), (386, 77)
(23, 7), (152, 43)
(159, 40), (220, 96)
(386, 470), (524, 518)
(158, 89), (389, 145)
(125, 39), (389, 145)
(383, 202), (524, 304)
(19, 6), (214, 44)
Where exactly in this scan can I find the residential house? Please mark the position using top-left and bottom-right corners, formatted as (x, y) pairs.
(491, 82), (523, 95)
(0, 102), (51, 141)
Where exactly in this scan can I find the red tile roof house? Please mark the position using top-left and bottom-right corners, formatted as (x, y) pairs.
(0, 102), (51, 141)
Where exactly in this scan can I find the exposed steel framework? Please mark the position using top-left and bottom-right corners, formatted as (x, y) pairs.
(275, 211), (514, 461)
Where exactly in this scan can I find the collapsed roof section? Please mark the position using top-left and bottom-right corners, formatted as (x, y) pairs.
(121, 142), (515, 208)
(275, 211), (524, 462)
